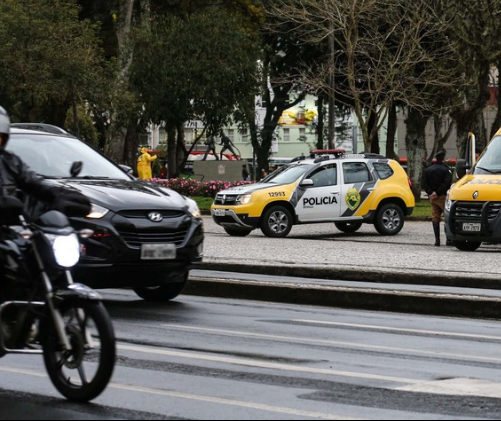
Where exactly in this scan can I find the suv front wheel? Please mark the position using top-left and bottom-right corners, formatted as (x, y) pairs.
(374, 203), (405, 236)
(261, 206), (293, 238)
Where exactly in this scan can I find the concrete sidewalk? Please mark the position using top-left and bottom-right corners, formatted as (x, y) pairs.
(183, 217), (501, 318)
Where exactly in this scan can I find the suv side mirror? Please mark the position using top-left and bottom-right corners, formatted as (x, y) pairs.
(70, 161), (83, 178)
(300, 179), (314, 188)
(120, 165), (134, 176)
(456, 159), (470, 179)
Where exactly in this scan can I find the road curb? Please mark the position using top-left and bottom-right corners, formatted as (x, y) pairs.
(198, 261), (501, 291)
(184, 276), (501, 319)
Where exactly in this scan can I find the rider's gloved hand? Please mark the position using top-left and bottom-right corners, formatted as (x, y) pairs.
(50, 188), (91, 218)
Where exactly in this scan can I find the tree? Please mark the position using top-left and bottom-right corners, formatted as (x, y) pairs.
(271, 0), (464, 198)
(0, 0), (110, 128)
(129, 6), (260, 177)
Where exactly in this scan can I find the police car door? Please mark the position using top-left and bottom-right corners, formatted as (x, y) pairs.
(296, 164), (341, 222)
(340, 161), (376, 218)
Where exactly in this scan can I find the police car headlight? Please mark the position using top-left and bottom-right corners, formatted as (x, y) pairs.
(87, 204), (110, 219)
(445, 193), (452, 212)
(236, 194), (252, 205)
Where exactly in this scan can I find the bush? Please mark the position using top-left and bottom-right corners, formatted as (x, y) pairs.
(150, 178), (252, 198)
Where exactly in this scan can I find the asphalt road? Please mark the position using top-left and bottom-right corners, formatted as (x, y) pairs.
(2, 291), (501, 419)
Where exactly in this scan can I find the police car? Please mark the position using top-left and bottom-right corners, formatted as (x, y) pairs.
(211, 154), (415, 238)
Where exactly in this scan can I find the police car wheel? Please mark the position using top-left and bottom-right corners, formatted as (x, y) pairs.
(261, 206), (293, 238)
(375, 204), (404, 236)
(335, 221), (363, 233)
(453, 240), (481, 252)
(224, 228), (252, 237)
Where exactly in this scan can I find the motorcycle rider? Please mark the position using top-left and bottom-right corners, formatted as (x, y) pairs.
(0, 106), (91, 281)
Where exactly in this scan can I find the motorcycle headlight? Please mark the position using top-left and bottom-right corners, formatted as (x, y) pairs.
(186, 198), (201, 219)
(236, 194), (252, 205)
(87, 203), (110, 219)
(46, 233), (80, 268)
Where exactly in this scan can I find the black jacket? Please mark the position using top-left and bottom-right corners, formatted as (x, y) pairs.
(422, 162), (452, 196)
(0, 151), (57, 201)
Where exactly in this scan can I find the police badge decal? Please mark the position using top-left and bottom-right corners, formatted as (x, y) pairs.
(346, 187), (361, 211)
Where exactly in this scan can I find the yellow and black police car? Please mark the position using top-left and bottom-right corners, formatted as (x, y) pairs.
(211, 154), (415, 238)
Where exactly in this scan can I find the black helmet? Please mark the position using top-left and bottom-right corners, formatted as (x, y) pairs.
(0, 106), (10, 150)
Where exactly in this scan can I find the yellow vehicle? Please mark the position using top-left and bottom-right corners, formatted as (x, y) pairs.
(211, 154), (415, 238)
(445, 129), (501, 251)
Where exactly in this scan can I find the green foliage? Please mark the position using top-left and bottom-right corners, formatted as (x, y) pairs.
(129, 6), (261, 136)
(65, 104), (100, 147)
(0, 0), (113, 124)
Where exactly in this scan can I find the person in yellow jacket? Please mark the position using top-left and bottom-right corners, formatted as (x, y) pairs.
(137, 147), (157, 179)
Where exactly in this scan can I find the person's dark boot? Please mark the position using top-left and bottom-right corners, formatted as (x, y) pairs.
(433, 222), (441, 247)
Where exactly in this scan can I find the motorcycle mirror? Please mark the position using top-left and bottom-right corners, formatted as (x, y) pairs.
(70, 161), (83, 178)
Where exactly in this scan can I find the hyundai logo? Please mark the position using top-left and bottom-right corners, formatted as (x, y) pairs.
(473, 191), (479, 200)
(148, 212), (163, 222)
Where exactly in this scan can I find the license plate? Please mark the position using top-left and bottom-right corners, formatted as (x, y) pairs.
(141, 244), (177, 260)
(213, 209), (227, 217)
(462, 223), (481, 232)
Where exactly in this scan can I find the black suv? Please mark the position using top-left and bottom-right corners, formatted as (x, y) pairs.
(7, 128), (204, 301)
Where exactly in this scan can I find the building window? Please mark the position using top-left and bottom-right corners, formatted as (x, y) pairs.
(283, 128), (290, 142)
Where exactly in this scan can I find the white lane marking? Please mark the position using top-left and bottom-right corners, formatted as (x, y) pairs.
(0, 365), (363, 420)
(118, 344), (423, 384)
(156, 323), (501, 364)
(294, 320), (501, 341)
(112, 383), (364, 420)
(398, 378), (501, 399)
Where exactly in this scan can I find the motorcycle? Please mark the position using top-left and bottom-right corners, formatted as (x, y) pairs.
(0, 193), (116, 402)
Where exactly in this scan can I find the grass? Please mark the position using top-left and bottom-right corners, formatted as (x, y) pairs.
(412, 200), (432, 219)
(193, 196), (214, 211)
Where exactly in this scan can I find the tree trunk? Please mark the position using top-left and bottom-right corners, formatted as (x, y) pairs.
(385, 103), (397, 159)
(316, 95), (325, 150)
(405, 108), (429, 202)
(369, 112), (380, 154)
(106, 0), (136, 163)
(167, 126), (177, 179)
(490, 63), (501, 139)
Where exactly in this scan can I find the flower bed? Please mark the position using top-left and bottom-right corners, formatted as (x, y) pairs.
(150, 178), (252, 198)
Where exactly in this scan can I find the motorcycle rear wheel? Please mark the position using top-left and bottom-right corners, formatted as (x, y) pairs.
(42, 301), (116, 402)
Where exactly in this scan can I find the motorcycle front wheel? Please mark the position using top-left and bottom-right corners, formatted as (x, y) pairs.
(42, 301), (116, 402)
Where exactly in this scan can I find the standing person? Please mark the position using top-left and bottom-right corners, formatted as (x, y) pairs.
(137, 147), (157, 180)
(220, 135), (240, 160)
(422, 150), (453, 247)
(242, 164), (250, 181)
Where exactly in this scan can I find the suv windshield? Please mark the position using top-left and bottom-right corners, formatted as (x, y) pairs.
(475, 135), (501, 175)
(261, 164), (313, 184)
(7, 133), (129, 180)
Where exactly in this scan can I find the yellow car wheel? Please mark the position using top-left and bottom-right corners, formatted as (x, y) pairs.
(261, 206), (293, 238)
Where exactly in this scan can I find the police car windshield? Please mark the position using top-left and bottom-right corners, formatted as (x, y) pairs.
(261, 164), (313, 184)
(475, 136), (501, 175)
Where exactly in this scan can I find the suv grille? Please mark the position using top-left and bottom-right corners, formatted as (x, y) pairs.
(117, 228), (189, 248)
(214, 195), (239, 206)
(455, 202), (501, 220)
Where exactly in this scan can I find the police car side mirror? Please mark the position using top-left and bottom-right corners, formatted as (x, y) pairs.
(456, 159), (470, 179)
(300, 179), (314, 188)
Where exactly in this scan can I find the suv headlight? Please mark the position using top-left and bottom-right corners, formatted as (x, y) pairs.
(236, 194), (252, 205)
(186, 198), (201, 219)
(445, 193), (452, 212)
(87, 204), (110, 219)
